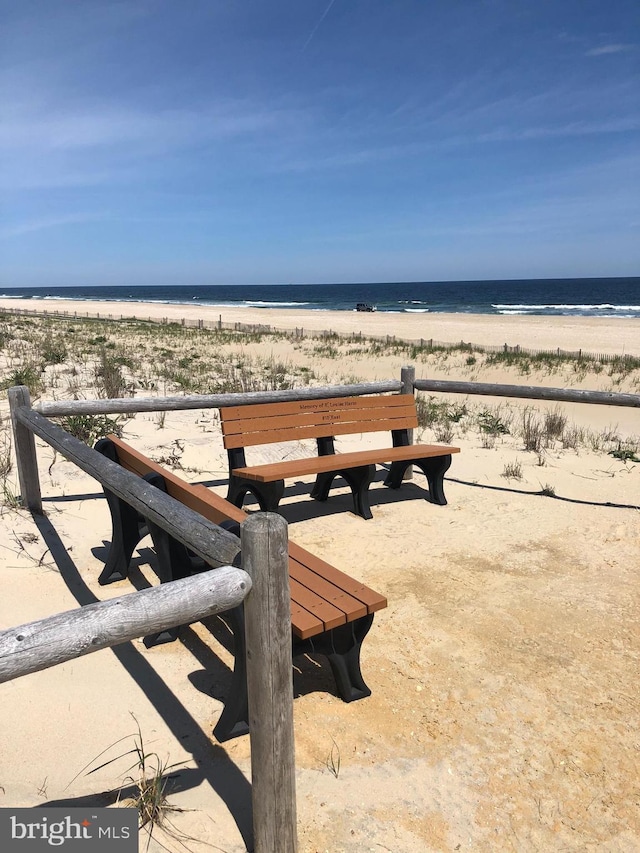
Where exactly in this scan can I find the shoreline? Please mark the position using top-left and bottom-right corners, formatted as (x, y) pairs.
(2, 297), (640, 355)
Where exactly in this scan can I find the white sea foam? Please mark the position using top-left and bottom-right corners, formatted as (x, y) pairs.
(493, 303), (640, 312)
(243, 300), (310, 307)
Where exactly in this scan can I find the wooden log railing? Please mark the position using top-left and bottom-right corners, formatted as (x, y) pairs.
(3, 389), (298, 852)
(0, 566), (250, 682)
(9, 368), (640, 514)
(32, 380), (403, 418)
(413, 378), (640, 408)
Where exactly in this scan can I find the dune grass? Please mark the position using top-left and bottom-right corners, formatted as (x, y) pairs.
(0, 310), (638, 512)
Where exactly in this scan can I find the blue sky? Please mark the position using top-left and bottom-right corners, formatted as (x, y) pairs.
(1, 0), (639, 287)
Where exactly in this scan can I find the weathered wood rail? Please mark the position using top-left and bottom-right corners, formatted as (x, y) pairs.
(9, 366), (640, 514)
(413, 378), (640, 408)
(0, 565), (250, 682)
(31, 379), (403, 417)
(0, 514), (296, 852)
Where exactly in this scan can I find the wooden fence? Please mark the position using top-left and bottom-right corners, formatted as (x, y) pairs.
(4, 387), (298, 853)
(412, 376), (640, 408)
(4, 370), (639, 849)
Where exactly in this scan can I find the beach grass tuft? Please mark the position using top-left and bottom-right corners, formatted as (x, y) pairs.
(55, 414), (123, 445)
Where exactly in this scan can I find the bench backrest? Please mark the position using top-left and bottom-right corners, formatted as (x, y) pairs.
(103, 434), (247, 526)
(220, 394), (417, 450)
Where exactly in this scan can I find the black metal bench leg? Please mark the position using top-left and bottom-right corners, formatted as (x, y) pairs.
(415, 454), (452, 505)
(99, 487), (146, 585)
(310, 471), (337, 502)
(311, 465), (376, 519)
(383, 460), (411, 490)
(95, 438), (146, 585)
(226, 476), (251, 508)
(143, 518), (193, 647)
(227, 476), (285, 513)
(385, 454), (452, 505)
(213, 606), (250, 742)
(341, 465), (376, 520)
(311, 614), (375, 702)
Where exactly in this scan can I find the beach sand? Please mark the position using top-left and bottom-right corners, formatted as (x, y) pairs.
(0, 301), (638, 852)
(2, 296), (640, 355)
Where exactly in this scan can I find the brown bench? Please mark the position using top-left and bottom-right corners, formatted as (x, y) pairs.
(95, 435), (387, 741)
(220, 394), (460, 519)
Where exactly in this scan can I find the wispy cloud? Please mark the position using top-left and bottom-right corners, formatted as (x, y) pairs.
(477, 116), (640, 143)
(0, 213), (105, 240)
(0, 100), (297, 152)
(0, 92), (310, 190)
(586, 43), (636, 56)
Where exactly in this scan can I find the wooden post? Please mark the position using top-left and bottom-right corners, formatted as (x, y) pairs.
(401, 365), (416, 481)
(242, 513), (297, 853)
(7, 385), (42, 514)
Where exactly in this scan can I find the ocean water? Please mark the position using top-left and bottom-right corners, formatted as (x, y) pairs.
(1, 278), (639, 318)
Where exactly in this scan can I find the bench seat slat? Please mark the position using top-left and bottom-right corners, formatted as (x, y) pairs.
(288, 561), (368, 621)
(220, 394), (411, 422)
(232, 442), (460, 482)
(288, 601), (325, 640)
(222, 415), (419, 449)
(109, 442), (246, 525)
(288, 542), (387, 614)
(190, 486), (386, 615)
(288, 577), (347, 632)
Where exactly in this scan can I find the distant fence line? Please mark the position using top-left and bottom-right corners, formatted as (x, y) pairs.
(2, 304), (637, 365)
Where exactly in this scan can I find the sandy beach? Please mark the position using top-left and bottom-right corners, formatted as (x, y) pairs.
(2, 296), (640, 356)
(0, 301), (638, 852)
